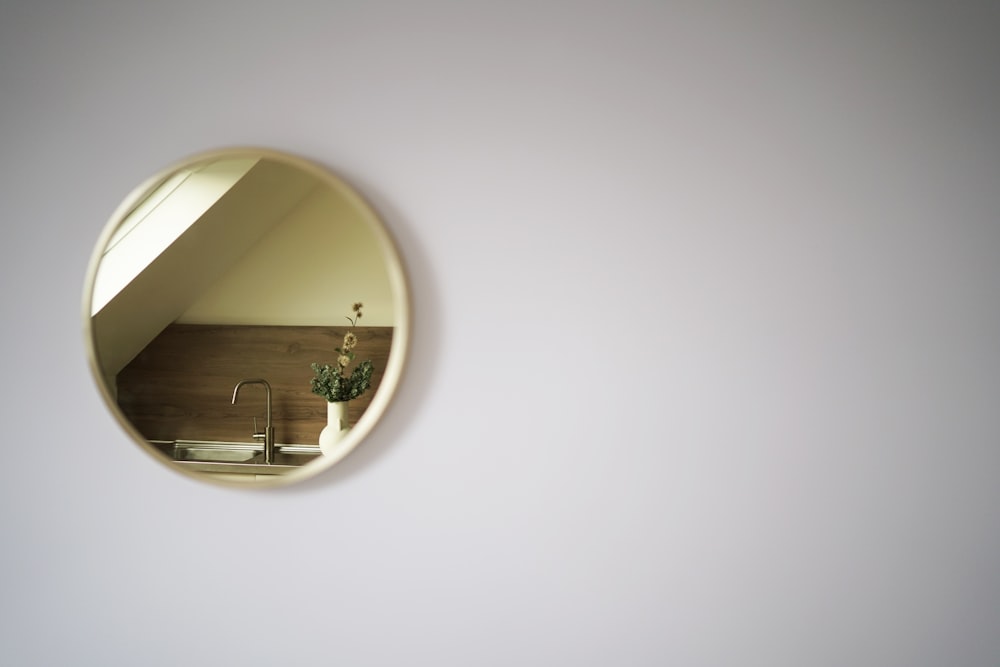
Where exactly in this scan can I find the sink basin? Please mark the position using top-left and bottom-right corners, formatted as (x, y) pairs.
(174, 446), (259, 463)
(148, 440), (322, 474)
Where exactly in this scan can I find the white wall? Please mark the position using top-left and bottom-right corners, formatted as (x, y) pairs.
(2, 2), (998, 666)
(179, 181), (397, 326)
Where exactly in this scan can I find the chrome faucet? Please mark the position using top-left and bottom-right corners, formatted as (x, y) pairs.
(231, 378), (274, 465)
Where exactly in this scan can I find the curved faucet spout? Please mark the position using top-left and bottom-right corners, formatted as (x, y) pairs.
(231, 378), (274, 465)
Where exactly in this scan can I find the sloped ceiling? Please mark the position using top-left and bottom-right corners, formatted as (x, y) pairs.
(92, 158), (321, 377)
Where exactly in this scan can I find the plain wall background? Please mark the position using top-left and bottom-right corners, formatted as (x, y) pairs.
(1, 2), (998, 665)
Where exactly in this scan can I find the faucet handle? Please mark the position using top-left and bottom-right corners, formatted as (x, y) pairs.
(251, 416), (265, 441)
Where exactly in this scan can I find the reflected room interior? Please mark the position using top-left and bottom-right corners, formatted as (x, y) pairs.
(87, 152), (402, 483)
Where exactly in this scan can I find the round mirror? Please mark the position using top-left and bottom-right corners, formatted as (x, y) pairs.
(82, 148), (410, 487)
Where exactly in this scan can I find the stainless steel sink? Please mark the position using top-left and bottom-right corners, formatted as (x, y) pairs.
(149, 440), (322, 475)
(174, 446), (259, 463)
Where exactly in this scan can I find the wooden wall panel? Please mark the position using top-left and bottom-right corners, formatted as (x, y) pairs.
(116, 324), (393, 445)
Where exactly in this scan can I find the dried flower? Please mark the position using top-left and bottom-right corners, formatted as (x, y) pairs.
(346, 303), (364, 327)
(343, 332), (357, 350)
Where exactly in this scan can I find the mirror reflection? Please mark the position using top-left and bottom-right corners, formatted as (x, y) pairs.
(84, 148), (409, 486)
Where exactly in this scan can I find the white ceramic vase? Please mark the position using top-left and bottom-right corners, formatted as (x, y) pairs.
(318, 400), (350, 456)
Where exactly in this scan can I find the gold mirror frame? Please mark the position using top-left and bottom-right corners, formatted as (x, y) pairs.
(82, 147), (410, 488)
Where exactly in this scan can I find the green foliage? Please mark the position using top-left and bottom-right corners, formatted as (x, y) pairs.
(310, 359), (374, 402)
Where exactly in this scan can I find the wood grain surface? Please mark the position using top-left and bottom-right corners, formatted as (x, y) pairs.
(116, 324), (394, 445)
